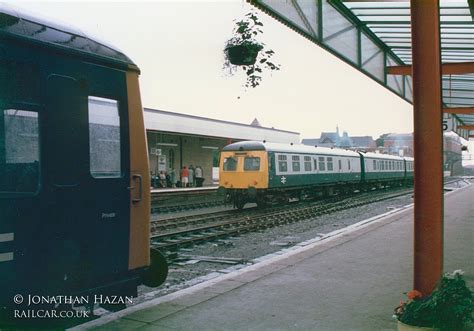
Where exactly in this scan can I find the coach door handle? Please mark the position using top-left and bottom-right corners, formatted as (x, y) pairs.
(131, 174), (143, 204)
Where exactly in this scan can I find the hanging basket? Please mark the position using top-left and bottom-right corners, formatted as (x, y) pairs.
(225, 43), (263, 66)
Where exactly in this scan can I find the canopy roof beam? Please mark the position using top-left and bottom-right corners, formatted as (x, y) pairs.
(387, 62), (474, 75)
(443, 107), (474, 114)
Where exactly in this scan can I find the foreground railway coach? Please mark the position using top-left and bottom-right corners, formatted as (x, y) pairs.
(219, 141), (362, 209)
(0, 4), (166, 323)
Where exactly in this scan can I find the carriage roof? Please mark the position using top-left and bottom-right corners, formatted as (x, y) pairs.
(361, 152), (405, 161)
(222, 141), (361, 157)
(0, 3), (135, 66)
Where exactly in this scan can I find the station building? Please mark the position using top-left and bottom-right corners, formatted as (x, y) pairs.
(144, 108), (300, 186)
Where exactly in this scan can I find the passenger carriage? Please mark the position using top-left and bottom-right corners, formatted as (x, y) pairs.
(359, 152), (406, 187)
(0, 4), (166, 322)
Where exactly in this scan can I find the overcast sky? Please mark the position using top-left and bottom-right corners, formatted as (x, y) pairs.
(3, 0), (415, 139)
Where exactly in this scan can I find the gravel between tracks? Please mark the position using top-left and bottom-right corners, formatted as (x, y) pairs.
(136, 192), (415, 303)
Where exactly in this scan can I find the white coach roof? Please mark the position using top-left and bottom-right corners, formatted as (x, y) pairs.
(144, 108), (300, 144)
(223, 141), (360, 157)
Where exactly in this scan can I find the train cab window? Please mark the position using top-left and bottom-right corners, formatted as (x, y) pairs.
(304, 156), (312, 171)
(223, 157), (237, 171)
(292, 155), (301, 172)
(327, 157), (333, 171)
(88, 96), (121, 178)
(318, 157), (326, 171)
(0, 109), (40, 193)
(244, 157), (260, 171)
(278, 155), (288, 172)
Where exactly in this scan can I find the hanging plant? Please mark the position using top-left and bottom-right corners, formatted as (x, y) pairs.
(223, 11), (280, 89)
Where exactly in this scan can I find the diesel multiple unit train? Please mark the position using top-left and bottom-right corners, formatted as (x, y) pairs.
(219, 141), (414, 209)
(0, 4), (166, 322)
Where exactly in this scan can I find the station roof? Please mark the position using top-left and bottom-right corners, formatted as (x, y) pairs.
(250, 0), (474, 140)
(144, 108), (300, 144)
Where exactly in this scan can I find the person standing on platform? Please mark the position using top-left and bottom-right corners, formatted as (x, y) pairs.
(169, 168), (176, 188)
(159, 171), (166, 188)
(188, 165), (194, 187)
(195, 165), (204, 187)
(180, 166), (189, 188)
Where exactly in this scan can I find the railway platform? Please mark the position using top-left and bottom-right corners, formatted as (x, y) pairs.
(78, 182), (473, 330)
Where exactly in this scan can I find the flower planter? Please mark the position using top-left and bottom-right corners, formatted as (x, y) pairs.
(397, 320), (435, 331)
(225, 43), (263, 66)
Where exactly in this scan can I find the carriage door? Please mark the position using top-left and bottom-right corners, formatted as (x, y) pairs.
(46, 70), (130, 287)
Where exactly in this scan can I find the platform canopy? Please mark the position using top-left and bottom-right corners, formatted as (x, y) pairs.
(250, 0), (474, 139)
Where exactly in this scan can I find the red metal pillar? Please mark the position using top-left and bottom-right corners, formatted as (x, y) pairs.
(410, 0), (444, 295)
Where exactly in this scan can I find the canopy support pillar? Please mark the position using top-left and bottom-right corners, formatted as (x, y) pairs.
(410, 0), (444, 295)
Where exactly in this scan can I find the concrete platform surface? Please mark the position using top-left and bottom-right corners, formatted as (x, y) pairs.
(77, 184), (473, 331)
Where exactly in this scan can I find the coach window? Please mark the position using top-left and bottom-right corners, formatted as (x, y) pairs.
(292, 155), (301, 172)
(223, 157), (237, 171)
(88, 96), (121, 178)
(373, 160), (376, 170)
(327, 157), (333, 171)
(278, 155), (288, 172)
(244, 157), (260, 171)
(304, 156), (312, 172)
(318, 157), (326, 171)
(0, 109), (39, 193)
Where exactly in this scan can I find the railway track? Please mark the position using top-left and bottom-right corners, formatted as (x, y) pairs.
(150, 178), (466, 252)
(151, 189), (224, 213)
(150, 187), (413, 252)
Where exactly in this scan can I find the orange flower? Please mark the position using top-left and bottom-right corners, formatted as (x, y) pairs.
(407, 290), (423, 300)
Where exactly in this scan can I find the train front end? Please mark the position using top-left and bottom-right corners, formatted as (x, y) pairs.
(219, 141), (269, 209)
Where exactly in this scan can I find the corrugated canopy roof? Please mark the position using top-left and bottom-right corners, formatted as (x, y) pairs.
(250, 0), (474, 140)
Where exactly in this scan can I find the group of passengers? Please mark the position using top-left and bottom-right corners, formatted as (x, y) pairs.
(179, 165), (204, 187)
(152, 165), (204, 188)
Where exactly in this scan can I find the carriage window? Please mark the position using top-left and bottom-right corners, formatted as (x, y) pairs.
(304, 156), (312, 171)
(292, 155), (300, 172)
(244, 157), (260, 171)
(223, 157), (237, 171)
(0, 109), (39, 193)
(278, 155), (288, 172)
(318, 157), (326, 171)
(327, 157), (333, 171)
(88, 97), (121, 178)
(338, 159), (342, 170)
(373, 160), (377, 170)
